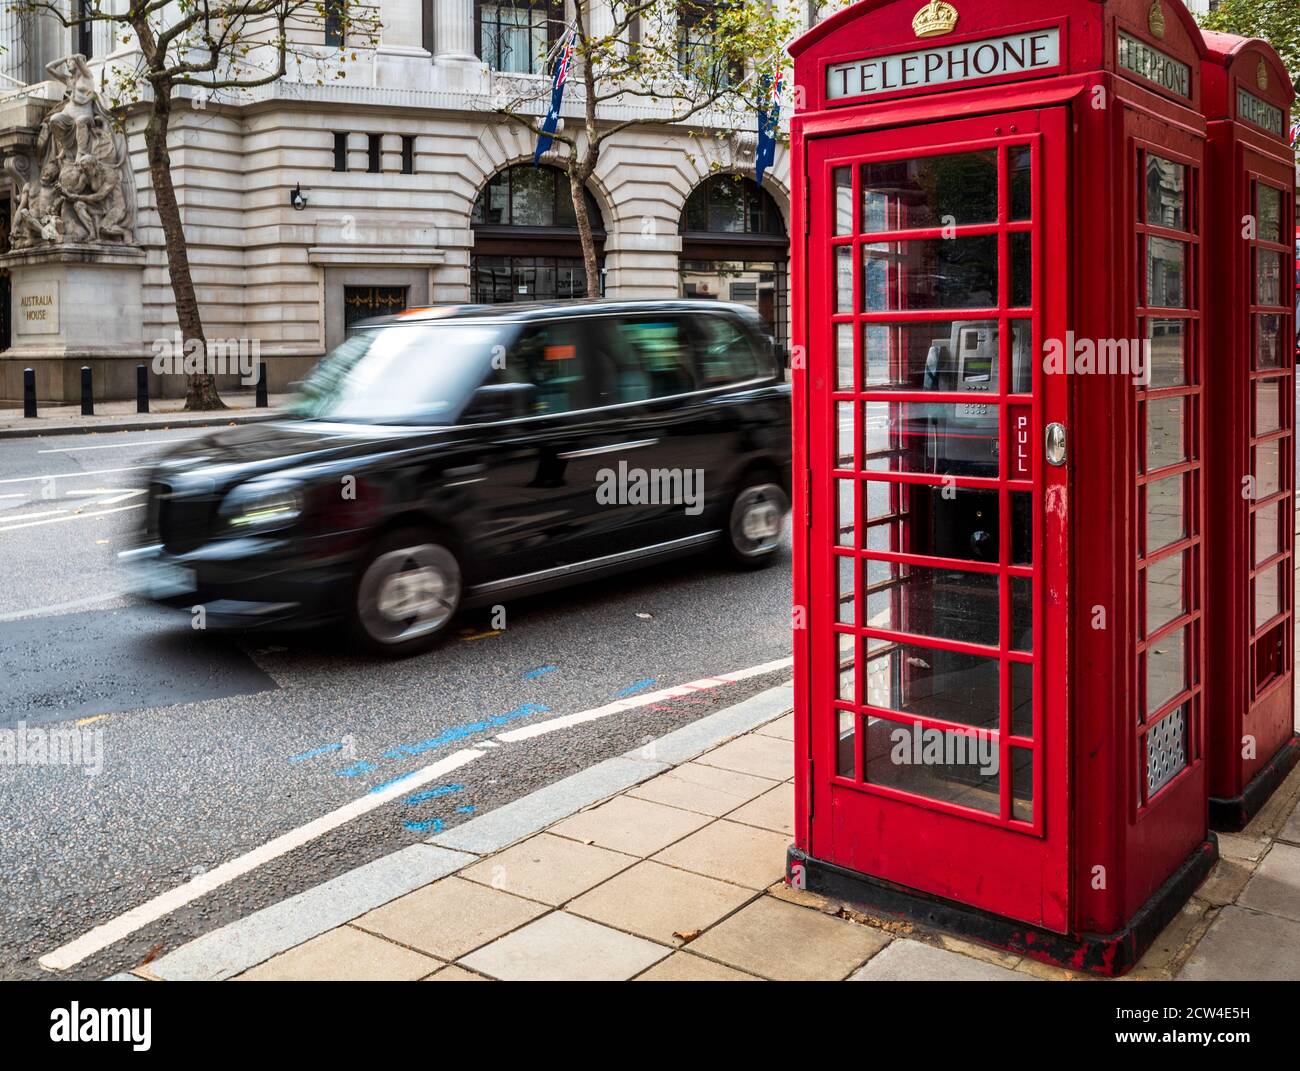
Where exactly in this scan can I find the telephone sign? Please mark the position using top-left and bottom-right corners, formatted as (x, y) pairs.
(826, 29), (1061, 100)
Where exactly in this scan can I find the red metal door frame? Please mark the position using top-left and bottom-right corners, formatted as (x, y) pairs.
(803, 107), (1071, 932)
(1099, 99), (1212, 922)
(1239, 152), (1295, 783)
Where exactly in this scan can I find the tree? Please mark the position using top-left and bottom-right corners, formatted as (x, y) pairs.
(1199, 0), (1300, 91)
(488, 0), (812, 300)
(11, 1), (380, 409)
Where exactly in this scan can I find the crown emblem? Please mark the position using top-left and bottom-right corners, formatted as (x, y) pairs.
(912, 1), (959, 40)
(1258, 59), (1269, 90)
(1148, 1), (1166, 39)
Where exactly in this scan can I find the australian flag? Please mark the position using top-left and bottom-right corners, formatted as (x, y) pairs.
(756, 65), (784, 185)
(534, 28), (575, 165)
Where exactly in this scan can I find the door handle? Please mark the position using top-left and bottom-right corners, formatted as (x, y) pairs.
(444, 463), (488, 478)
(558, 438), (660, 460)
(1045, 423), (1067, 467)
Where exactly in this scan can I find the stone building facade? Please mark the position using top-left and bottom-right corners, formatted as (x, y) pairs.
(0, 1), (813, 401)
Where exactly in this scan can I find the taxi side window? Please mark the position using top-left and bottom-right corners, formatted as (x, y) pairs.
(602, 316), (698, 402)
(497, 321), (587, 415)
(691, 314), (762, 385)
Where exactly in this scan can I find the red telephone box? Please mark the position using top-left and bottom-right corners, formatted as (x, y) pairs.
(788, 0), (1220, 975)
(1201, 33), (1298, 831)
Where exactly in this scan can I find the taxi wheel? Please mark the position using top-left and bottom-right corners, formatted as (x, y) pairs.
(725, 479), (788, 569)
(349, 527), (462, 657)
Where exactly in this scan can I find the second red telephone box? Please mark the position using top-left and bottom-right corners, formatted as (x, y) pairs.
(788, 0), (1223, 975)
(1201, 32), (1298, 832)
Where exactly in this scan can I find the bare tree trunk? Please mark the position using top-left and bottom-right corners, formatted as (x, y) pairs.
(573, 3), (602, 299)
(143, 88), (224, 410)
(568, 165), (601, 298)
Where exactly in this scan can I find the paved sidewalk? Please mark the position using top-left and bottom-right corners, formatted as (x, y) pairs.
(0, 393), (291, 438)
(125, 690), (1300, 982)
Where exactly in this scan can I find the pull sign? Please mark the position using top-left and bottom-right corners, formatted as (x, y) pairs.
(1010, 406), (1032, 479)
(1045, 422), (1068, 467)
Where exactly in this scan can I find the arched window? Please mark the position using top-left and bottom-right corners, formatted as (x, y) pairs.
(471, 165), (607, 304)
(679, 175), (790, 351)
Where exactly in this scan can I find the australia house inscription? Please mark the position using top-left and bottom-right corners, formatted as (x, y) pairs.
(15, 283), (59, 335)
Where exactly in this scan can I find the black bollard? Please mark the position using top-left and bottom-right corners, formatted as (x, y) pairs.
(23, 368), (37, 418)
(80, 366), (94, 415)
(255, 360), (268, 408)
(136, 363), (149, 413)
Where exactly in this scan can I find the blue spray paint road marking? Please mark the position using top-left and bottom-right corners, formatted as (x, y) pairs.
(368, 770), (426, 795)
(615, 678), (656, 699)
(404, 783), (464, 806)
(336, 761), (378, 779)
(456, 805), (476, 815)
(381, 702), (549, 760)
(522, 664), (557, 680)
(404, 819), (444, 834)
(287, 743), (344, 764)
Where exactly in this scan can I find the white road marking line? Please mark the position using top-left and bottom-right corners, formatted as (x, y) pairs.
(38, 747), (486, 972)
(0, 503), (144, 533)
(0, 509), (68, 522)
(64, 487), (141, 497)
(63, 488), (149, 505)
(0, 591), (128, 622)
(496, 656), (795, 743)
(0, 465), (151, 486)
(38, 438), (194, 454)
(94, 490), (148, 506)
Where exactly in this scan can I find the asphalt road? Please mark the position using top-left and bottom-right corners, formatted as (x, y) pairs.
(0, 424), (794, 980)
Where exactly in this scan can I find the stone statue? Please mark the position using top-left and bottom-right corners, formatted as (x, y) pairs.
(10, 157), (65, 247)
(6, 53), (138, 251)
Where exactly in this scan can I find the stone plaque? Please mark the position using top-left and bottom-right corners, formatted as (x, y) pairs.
(16, 281), (60, 334)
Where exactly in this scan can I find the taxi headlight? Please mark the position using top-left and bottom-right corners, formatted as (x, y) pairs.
(219, 480), (304, 532)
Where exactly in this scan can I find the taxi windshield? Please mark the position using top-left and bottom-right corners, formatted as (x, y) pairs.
(287, 322), (510, 425)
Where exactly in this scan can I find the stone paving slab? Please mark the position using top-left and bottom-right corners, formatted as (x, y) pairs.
(628, 762), (781, 818)
(1178, 906), (1300, 981)
(549, 794), (713, 857)
(725, 782), (795, 836)
(686, 896), (890, 981)
(1236, 842), (1300, 925)
(236, 925), (439, 982)
(352, 876), (549, 962)
(426, 965), (487, 981)
(635, 952), (760, 981)
(567, 860), (756, 946)
(651, 819), (791, 890)
(460, 911), (671, 981)
(849, 940), (1032, 982)
(1280, 801), (1300, 846)
(754, 712), (794, 741)
(694, 732), (794, 781)
(460, 833), (638, 906)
